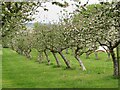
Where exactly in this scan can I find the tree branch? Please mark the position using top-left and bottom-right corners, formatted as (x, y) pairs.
(112, 39), (120, 49)
(96, 39), (109, 48)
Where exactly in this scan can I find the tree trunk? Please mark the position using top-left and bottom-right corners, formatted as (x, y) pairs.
(66, 48), (69, 54)
(37, 52), (43, 63)
(86, 53), (89, 59)
(116, 46), (120, 76)
(107, 52), (110, 60)
(95, 52), (98, 60)
(59, 51), (71, 68)
(26, 49), (32, 59)
(110, 49), (119, 77)
(71, 47), (74, 55)
(52, 52), (60, 67)
(44, 50), (50, 65)
(75, 55), (86, 71)
(11, 44), (14, 50)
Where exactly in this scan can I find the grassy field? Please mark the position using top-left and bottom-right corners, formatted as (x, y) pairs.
(2, 48), (118, 88)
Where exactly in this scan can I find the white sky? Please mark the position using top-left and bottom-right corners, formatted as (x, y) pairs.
(30, 0), (112, 23)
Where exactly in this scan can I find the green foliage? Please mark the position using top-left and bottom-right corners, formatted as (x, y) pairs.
(52, 1), (69, 8)
(2, 2), (38, 36)
(63, 1), (120, 76)
(1, 2), (39, 48)
(72, 1), (120, 50)
(91, 1), (120, 49)
(33, 22), (48, 52)
(33, 22), (70, 53)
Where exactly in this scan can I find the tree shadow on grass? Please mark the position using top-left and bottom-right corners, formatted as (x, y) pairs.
(52, 65), (61, 68)
(63, 67), (76, 70)
(52, 65), (76, 70)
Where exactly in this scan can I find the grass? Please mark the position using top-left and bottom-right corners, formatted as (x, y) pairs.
(2, 48), (118, 88)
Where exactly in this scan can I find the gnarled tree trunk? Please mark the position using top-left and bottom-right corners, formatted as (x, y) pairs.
(110, 49), (119, 77)
(44, 50), (50, 65)
(75, 55), (86, 71)
(59, 51), (71, 68)
(66, 48), (69, 54)
(52, 52), (61, 67)
(95, 52), (98, 60)
(86, 53), (89, 59)
(37, 51), (43, 63)
(107, 52), (110, 60)
(116, 46), (120, 76)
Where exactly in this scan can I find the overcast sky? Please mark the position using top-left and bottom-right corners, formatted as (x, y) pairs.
(30, 0), (112, 23)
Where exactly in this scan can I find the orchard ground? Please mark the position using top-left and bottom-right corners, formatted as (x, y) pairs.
(2, 48), (118, 88)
